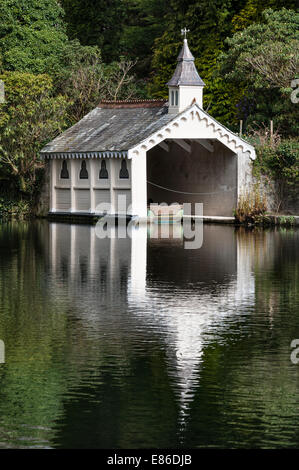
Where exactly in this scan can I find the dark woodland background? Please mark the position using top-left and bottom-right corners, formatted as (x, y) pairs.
(0, 0), (298, 213)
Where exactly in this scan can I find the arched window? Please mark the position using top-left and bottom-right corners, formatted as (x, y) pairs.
(99, 160), (108, 179)
(175, 90), (178, 106)
(79, 160), (88, 179)
(171, 90), (174, 106)
(60, 160), (69, 179)
(119, 159), (129, 179)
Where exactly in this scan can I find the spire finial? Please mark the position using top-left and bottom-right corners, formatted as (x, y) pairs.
(181, 27), (190, 40)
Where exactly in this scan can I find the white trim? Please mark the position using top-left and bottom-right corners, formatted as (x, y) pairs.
(41, 151), (128, 160)
(129, 103), (256, 159)
(41, 105), (255, 160)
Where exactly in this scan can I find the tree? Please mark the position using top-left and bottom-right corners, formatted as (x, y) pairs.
(0, 0), (103, 83)
(148, 1), (297, 128)
(218, 8), (299, 136)
(0, 0), (69, 74)
(118, 0), (169, 77)
(0, 72), (68, 194)
(231, 0), (297, 32)
(64, 55), (140, 123)
(61, 0), (127, 63)
(220, 9), (299, 87)
(60, 0), (169, 82)
(56, 43), (140, 123)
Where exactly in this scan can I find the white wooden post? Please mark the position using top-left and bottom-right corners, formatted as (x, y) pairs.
(130, 150), (147, 218)
(110, 157), (117, 214)
(89, 158), (96, 213)
(50, 159), (57, 212)
(70, 159), (76, 212)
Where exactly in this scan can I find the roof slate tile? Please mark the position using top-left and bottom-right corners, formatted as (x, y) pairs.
(41, 104), (173, 153)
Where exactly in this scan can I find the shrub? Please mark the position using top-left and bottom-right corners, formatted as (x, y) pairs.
(0, 197), (31, 220)
(234, 186), (267, 224)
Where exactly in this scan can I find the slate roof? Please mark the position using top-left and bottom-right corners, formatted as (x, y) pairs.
(40, 101), (173, 154)
(41, 99), (255, 157)
(167, 39), (205, 87)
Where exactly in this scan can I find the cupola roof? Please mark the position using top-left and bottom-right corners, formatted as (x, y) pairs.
(167, 38), (205, 87)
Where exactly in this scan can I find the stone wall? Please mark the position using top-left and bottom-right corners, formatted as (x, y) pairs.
(256, 174), (298, 215)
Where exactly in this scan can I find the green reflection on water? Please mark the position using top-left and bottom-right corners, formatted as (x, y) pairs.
(0, 221), (298, 448)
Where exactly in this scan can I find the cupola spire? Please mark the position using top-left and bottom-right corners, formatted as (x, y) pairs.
(167, 29), (205, 114)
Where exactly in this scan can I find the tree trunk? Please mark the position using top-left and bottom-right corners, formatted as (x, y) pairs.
(19, 175), (27, 193)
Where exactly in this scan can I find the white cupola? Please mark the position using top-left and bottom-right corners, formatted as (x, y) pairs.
(167, 31), (205, 114)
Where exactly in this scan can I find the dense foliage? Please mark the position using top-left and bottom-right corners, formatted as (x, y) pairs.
(148, 1), (297, 127)
(61, 0), (168, 75)
(0, 0), (69, 74)
(218, 8), (299, 136)
(0, 72), (68, 195)
(0, 0), (297, 214)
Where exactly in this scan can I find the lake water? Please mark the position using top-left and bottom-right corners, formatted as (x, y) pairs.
(0, 220), (298, 449)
